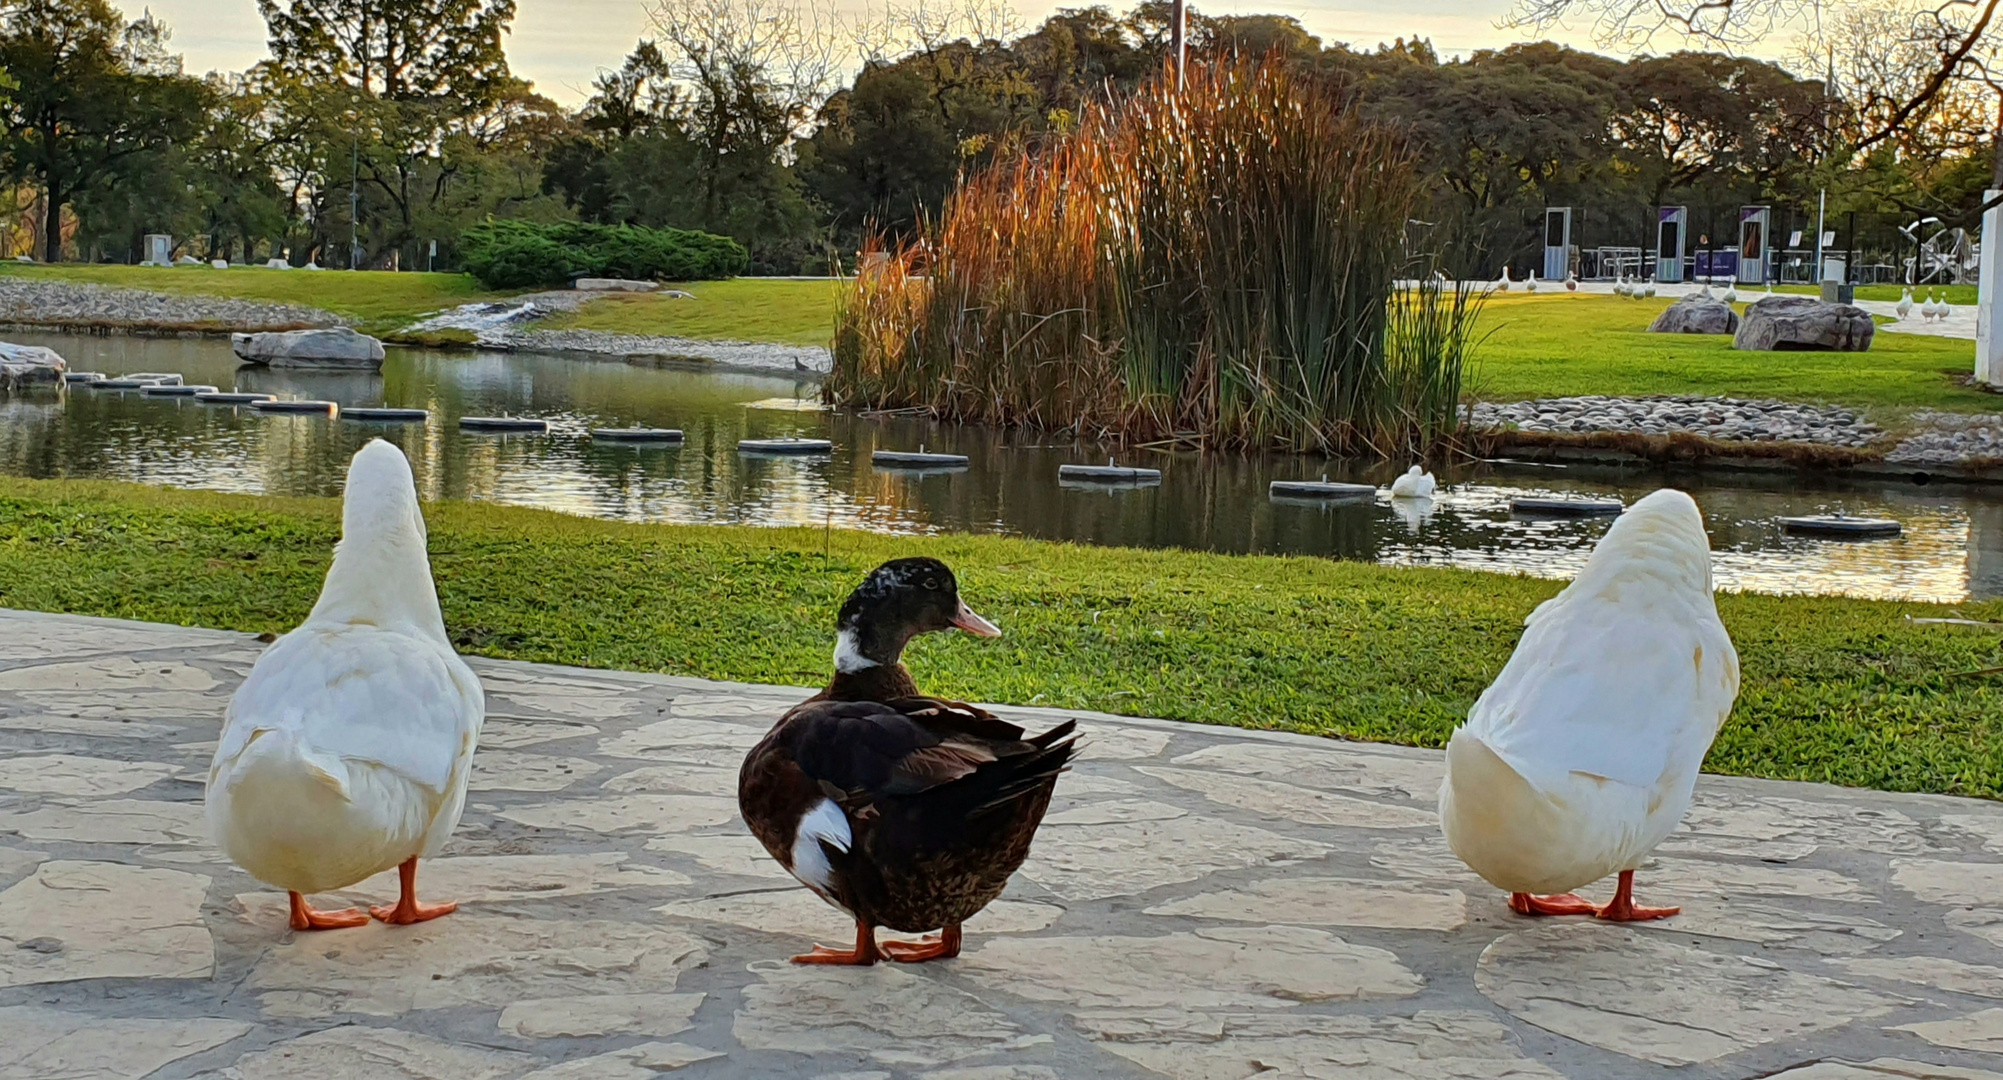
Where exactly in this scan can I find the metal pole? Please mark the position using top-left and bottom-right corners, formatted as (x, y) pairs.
(1170, 0), (1185, 89)
(1814, 189), (1826, 284)
(350, 139), (360, 271)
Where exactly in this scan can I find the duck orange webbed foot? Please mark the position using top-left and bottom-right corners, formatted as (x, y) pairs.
(1509, 891), (1599, 917)
(792, 920), (880, 965)
(1594, 870), (1680, 922)
(288, 892), (368, 931)
(881, 925), (962, 963)
(369, 858), (458, 926)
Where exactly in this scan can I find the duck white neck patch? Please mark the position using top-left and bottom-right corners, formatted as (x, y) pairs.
(833, 628), (877, 673)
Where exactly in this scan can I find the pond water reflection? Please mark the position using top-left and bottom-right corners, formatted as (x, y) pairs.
(1, 331), (1996, 603)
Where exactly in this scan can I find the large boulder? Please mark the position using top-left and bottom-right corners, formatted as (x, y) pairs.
(1647, 295), (1738, 335)
(1733, 295), (1875, 352)
(0, 342), (64, 391)
(232, 327), (385, 369)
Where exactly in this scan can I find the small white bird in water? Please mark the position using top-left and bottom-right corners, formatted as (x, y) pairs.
(1895, 287), (1914, 321)
(1389, 465), (1437, 499)
(207, 440), (484, 933)
(1439, 489), (1739, 922)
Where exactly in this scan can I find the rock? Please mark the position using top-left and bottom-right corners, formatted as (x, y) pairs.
(231, 326), (385, 369)
(0, 861), (215, 987)
(210, 260), (228, 269)
(0, 342), (63, 390)
(264, 258), (289, 270)
(1734, 295), (1875, 351)
(575, 278), (661, 292)
(175, 255), (201, 266)
(1648, 295), (1740, 335)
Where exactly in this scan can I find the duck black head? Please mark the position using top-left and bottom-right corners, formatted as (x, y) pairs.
(833, 557), (1000, 675)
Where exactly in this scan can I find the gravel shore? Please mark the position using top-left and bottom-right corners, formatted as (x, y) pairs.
(0, 277), (338, 332)
(1470, 395), (1882, 448)
(477, 327), (832, 376)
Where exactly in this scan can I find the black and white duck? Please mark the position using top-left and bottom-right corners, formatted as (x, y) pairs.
(738, 557), (1076, 964)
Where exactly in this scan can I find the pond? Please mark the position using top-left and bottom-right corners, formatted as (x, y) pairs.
(1, 331), (1996, 604)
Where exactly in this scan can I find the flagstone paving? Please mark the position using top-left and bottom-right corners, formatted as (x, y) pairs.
(1, 608), (2002, 1079)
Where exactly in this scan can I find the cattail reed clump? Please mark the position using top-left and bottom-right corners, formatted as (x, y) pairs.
(829, 55), (1480, 457)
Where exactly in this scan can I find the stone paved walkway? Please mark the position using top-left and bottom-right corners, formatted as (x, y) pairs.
(3, 609), (2003, 1079)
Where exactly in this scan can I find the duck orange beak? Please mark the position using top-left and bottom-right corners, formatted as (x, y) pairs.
(950, 600), (1002, 638)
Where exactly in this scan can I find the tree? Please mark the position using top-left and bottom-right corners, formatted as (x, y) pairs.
(0, 0), (203, 262)
(258, 0), (517, 107)
(1506, 0), (2000, 163)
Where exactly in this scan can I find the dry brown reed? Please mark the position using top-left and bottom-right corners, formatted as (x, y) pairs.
(828, 55), (1479, 456)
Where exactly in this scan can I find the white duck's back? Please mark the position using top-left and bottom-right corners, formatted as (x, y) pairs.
(207, 440), (484, 895)
(1440, 489), (1739, 894)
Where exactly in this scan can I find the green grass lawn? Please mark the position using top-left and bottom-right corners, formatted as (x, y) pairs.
(0, 263), (507, 335)
(3, 475), (2000, 800)
(544, 278), (843, 346)
(1472, 293), (1986, 417)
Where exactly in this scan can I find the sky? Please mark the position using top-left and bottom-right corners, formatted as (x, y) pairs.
(115, 0), (1635, 106)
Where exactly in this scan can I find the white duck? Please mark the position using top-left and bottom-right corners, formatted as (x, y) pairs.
(1564, 272), (1578, 292)
(1389, 464), (1437, 499)
(1496, 267), (1513, 292)
(1721, 282), (1738, 304)
(1698, 281), (1714, 300)
(208, 440), (484, 932)
(1895, 287), (1913, 321)
(1643, 281), (1656, 299)
(1438, 489), (1739, 921)
(1924, 289), (1944, 322)
(1526, 271), (1539, 293)
(1613, 275), (1629, 298)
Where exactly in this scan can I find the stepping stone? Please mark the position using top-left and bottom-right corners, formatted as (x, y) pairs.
(139, 384), (219, 397)
(194, 392), (275, 404)
(1510, 496), (1623, 517)
(1779, 514), (1900, 539)
(90, 378), (166, 390)
(592, 427), (684, 442)
(873, 449), (969, 468)
(1270, 479), (1376, 500)
(461, 416), (549, 432)
(738, 437), (831, 454)
(340, 407), (428, 422)
(61, 372), (101, 383)
(250, 399), (337, 415)
(1060, 464), (1162, 483)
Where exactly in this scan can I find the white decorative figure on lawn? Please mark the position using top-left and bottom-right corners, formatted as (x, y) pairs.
(207, 439), (485, 933)
(1439, 489), (1740, 922)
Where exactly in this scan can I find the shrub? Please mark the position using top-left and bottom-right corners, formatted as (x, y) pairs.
(460, 220), (749, 289)
(829, 56), (1482, 457)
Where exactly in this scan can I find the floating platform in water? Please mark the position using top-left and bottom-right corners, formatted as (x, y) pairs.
(1269, 480), (1376, 500)
(592, 427), (684, 442)
(125, 372), (182, 385)
(140, 384), (218, 397)
(739, 437), (832, 454)
(1510, 496), (1624, 517)
(873, 449), (969, 469)
(251, 399), (338, 414)
(1779, 514), (1901, 539)
(63, 371), (102, 383)
(1060, 464), (1162, 484)
(461, 416), (549, 432)
(194, 392), (275, 404)
(91, 378), (168, 390)
(343, 407), (429, 422)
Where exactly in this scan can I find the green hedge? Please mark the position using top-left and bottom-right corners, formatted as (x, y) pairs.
(461, 221), (749, 289)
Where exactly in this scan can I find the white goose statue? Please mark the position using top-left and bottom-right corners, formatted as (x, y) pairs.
(1438, 488), (1739, 921)
(208, 439), (485, 932)
(1389, 465), (1437, 499)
